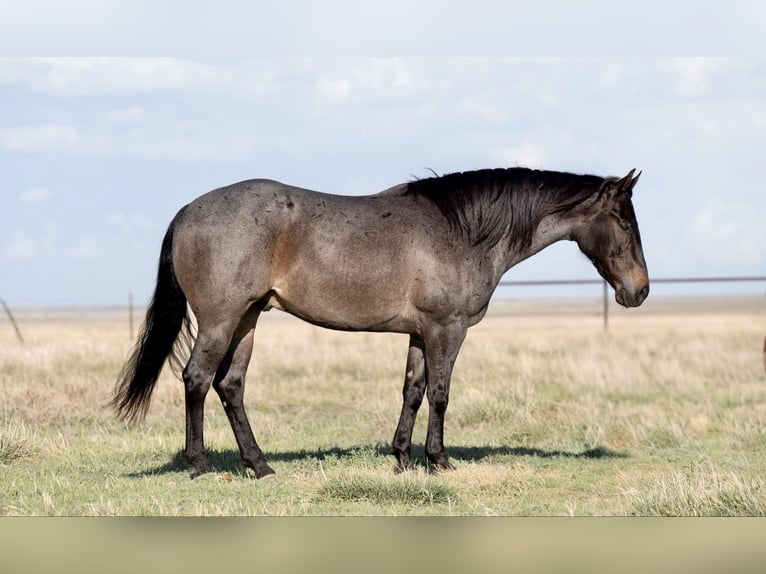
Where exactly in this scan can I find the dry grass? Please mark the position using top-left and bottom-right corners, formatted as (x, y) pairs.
(1, 295), (764, 515)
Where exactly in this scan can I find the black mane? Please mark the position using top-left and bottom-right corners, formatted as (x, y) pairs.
(404, 167), (606, 249)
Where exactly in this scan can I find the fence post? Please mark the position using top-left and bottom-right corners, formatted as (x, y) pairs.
(129, 292), (134, 340)
(0, 298), (24, 344)
(602, 280), (609, 332)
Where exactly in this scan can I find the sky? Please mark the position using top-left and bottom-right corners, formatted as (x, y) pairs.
(1, 4), (765, 306)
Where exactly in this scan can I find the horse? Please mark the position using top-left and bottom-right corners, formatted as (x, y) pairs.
(113, 167), (649, 479)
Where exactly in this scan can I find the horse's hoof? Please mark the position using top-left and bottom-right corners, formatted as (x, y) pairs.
(250, 464), (276, 480)
(427, 455), (455, 472)
(190, 469), (214, 480)
(188, 462), (214, 478)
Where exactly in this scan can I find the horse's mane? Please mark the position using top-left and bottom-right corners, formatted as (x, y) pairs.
(404, 167), (606, 249)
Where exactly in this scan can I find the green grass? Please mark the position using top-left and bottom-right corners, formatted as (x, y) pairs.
(624, 461), (766, 516)
(1, 296), (765, 515)
(0, 420), (35, 464)
(316, 467), (456, 508)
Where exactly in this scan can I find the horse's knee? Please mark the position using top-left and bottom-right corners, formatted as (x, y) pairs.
(183, 361), (213, 399)
(213, 375), (244, 403)
(427, 383), (449, 413)
(403, 385), (425, 409)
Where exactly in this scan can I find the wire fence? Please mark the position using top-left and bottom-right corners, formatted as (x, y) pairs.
(497, 275), (766, 330)
(3, 276), (766, 342)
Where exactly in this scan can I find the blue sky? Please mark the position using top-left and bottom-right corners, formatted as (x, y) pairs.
(1, 6), (765, 306)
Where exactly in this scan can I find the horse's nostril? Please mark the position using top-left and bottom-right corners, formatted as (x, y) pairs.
(631, 285), (649, 306)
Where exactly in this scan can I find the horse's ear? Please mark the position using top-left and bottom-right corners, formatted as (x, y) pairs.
(607, 169), (640, 198)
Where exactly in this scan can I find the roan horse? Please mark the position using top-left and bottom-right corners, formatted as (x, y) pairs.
(113, 167), (649, 479)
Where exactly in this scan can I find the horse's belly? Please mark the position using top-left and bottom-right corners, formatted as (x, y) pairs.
(267, 278), (413, 333)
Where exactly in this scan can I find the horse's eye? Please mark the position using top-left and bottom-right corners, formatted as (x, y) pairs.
(619, 220), (632, 233)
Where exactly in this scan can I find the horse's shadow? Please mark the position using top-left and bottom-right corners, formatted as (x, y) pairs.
(127, 443), (628, 478)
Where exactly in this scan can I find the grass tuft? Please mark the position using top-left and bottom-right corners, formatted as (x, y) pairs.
(0, 421), (36, 464)
(624, 464), (766, 516)
(316, 471), (455, 506)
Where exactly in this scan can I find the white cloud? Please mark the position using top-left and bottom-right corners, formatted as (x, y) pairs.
(105, 105), (145, 124)
(490, 140), (546, 168)
(686, 196), (766, 263)
(668, 58), (728, 98)
(456, 95), (514, 125)
(488, 127), (599, 171)
(126, 134), (259, 162)
(316, 77), (351, 104)
(67, 234), (101, 259)
(0, 124), (81, 152)
(600, 61), (623, 86)
(351, 59), (415, 92)
(315, 59), (430, 106)
(3, 230), (38, 259)
(19, 186), (50, 204)
(0, 58), (278, 98)
(4, 57), (217, 95)
(106, 212), (144, 228)
(106, 212), (159, 235)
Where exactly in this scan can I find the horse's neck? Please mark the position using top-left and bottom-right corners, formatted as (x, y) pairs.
(503, 213), (575, 270)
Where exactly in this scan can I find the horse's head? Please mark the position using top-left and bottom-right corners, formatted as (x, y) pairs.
(572, 169), (649, 308)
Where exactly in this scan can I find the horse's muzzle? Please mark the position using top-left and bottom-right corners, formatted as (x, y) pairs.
(616, 283), (649, 308)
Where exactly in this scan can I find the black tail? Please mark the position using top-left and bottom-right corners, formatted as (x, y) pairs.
(112, 210), (193, 422)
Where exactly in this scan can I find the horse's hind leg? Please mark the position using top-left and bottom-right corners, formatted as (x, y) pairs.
(212, 308), (275, 479)
(182, 318), (240, 476)
(392, 336), (426, 471)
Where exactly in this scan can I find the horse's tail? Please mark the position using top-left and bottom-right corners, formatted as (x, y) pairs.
(112, 209), (193, 422)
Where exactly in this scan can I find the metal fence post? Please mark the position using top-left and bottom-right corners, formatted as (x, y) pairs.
(0, 298), (24, 344)
(129, 292), (134, 340)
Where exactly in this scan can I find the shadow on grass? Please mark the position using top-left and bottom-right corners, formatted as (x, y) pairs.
(127, 443), (628, 478)
(448, 444), (629, 461)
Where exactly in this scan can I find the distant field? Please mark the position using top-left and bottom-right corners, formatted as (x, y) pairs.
(1, 295), (765, 515)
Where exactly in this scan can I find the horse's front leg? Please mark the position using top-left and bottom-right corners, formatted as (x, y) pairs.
(423, 322), (467, 471)
(392, 336), (426, 471)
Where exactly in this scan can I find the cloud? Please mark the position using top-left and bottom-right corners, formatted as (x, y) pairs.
(0, 58), (205, 95)
(490, 140), (546, 168)
(0, 124), (81, 152)
(3, 230), (38, 259)
(0, 58), (277, 98)
(601, 61), (622, 86)
(316, 77), (351, 104)
(105, 105), (145, 124)
(3, 228), (105, 261)
(686, 196), (766, 264)
(314, 59), (432, 106)
(67, 234), (101, 259)
(125, 134), (259, 162)
(19, 186), (50, 204)
(106, 212), (156, 231)
(667, 58), (728, 98)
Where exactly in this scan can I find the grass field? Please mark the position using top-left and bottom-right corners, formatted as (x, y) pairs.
(1, 295), (765, 515)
